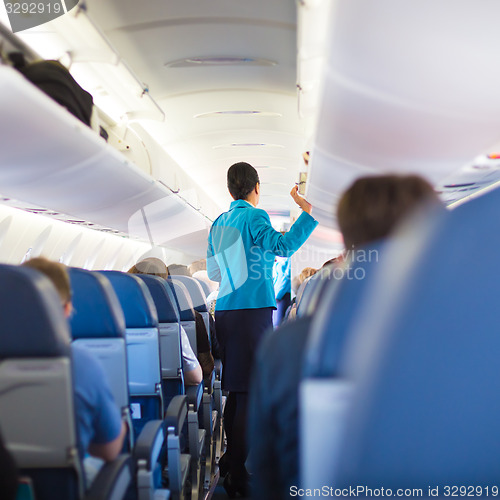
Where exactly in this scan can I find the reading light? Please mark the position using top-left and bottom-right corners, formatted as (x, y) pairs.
(194, 110), (282, 118)
(213, 143), (285, 149)
(165, 57), (277, 68)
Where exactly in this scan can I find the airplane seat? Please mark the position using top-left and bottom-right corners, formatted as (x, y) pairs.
(107, 273), (205, 497)
(293, 276), (314, 317)
(298, 241), (388, 490)
(194, 278), (211, 298)
(329, 191), (500, 491)
(133, 274), (185, 401)
(168, 277), (219, 481)
(170, 275), (210, 339)
(68, 268), (132, 442)
(97, 271), (162, 438)
(166, 280), (198, 355)
(301, 265), (341, 318)
(0, 264), (133, 500)
(69, 268), (189, 499)
(166, 280), (212, 491)
(296, 272), (325, 317)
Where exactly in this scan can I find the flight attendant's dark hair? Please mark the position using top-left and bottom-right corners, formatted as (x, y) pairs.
(227, 162), (260, 200)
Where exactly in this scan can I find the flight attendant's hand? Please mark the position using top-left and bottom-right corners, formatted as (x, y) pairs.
(290, 185), (312, 214)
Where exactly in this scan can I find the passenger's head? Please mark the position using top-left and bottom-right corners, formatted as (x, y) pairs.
(227, 162), (260, 202)
(337, 174), (439, 250)
(188, 259), (206, 276)
(167, 264), (191, 277)
(22, 257), (72, 318)
(299, 267), (317, 284)
(128, 257), (168, 279)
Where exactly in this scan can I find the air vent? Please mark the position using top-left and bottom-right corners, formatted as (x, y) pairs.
(194, 110), (282, 118)
(165, 57), (277, 68)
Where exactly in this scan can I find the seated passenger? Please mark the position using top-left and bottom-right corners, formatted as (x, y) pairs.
(167, 263), (191, 276)
(248, 174), (440, 500)
(189, 259), (219, 295)
(22, 258), (126, 466)
(287, 267), (318, 320)
(273, 256), (291, 327)
(128, 257), (204, 385)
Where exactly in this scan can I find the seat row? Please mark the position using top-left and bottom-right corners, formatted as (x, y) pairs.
(0, 265), (221, 500)
(298, 187), (500, 491)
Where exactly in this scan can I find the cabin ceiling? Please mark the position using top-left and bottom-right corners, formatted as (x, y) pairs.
(3, 0), (500, 257)
(82, 0), (308, 217)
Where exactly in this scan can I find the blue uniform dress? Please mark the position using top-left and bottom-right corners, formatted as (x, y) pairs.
(207, 199), (318, 391)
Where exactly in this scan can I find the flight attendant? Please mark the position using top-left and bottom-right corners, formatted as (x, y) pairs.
(207, 162), (318, 496)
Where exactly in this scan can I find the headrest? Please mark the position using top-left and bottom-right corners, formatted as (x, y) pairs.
(166, 279), (196, 321)
(195, 277), (211, 298)
(302, 242), (386, 378)
(134, 274), (180, 323)
(296, 271), (325, 317)
(99, 271), (158, 328)
(69, 267), (126, 339)
(0, 264), (70, 359)
(333, 193), (500, 488)
(302, 265), (340, 317)
(170, 275), (208, 312)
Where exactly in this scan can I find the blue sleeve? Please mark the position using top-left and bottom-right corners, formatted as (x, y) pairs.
(250, 210), (318, 258)
(207, 229), (221, 282)
(92, 360), (122, 444)
(72, 346), (122, 449)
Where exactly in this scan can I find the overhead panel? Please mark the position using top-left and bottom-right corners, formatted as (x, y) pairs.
(308, 0), (500, 228)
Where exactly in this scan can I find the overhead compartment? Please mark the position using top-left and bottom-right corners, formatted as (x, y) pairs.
(0, 65), (211, 255)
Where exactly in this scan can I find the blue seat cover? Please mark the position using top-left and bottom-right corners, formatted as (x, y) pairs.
(134, 274), (180, 323)
(0, 264), (70, 358)
(171, 275), (208, 313)
(333, 191), (500, 488)
(68, 267), (125, 339)
(98, 271), (158, 328)
(303, 241), (385, 379)
(166, 279), (196, 321)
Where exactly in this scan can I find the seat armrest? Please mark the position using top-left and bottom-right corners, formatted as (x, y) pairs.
(214, 359), (222, 380)
(186, 382), (203, 412)
(85, 454), (134, 500)
(164, 395), (188, 435)
(133, 419), (165, 470)
(204, 370), (215, 394)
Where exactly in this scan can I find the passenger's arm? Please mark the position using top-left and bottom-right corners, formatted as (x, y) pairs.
(198, 351), (215, 379)
(180, 326), (203, 386)
(88, 421), (127, 462)
(195, 312), (215, 377)
(184, 363), (203, 386)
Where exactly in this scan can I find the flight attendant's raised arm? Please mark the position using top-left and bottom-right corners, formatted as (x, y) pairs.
(290, 185), (312, 214)
(249, 186), (318, 258)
